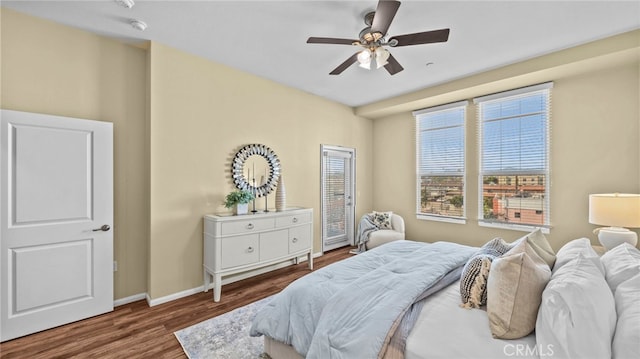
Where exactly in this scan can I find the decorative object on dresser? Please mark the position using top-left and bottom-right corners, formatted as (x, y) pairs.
(589, 193), (640, 250)
(203, 208), (313, 302)
(223, 190), (255, 215)
(231, 144), (281, 203)
(275, 174), (286, 211)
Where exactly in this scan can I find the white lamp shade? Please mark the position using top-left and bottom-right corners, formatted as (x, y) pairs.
(375, 47), (390, 69)
(589, 193), (640, 228)
(357, 49), (372, 69)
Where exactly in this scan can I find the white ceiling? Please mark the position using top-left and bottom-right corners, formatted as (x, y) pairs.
(3, 0), (639, 107)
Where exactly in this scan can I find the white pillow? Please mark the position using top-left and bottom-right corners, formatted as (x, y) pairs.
(612, 273), (640, 359)
(600, 242), (640, 293)
(552, 238), (604, 275)
(536, 253), (616, 359)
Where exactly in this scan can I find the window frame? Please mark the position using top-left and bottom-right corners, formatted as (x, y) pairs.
(413, 100), (469, 224)
(475, 82), (553, 233)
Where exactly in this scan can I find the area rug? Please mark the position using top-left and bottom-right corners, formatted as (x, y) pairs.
(174, 296), (273, 359)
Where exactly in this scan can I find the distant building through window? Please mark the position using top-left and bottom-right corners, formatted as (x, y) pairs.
(476, 83), (552, 229)
(414, 101), (468, 222)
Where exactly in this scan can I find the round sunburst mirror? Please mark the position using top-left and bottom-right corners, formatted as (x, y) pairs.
(231, 144), (281, 197)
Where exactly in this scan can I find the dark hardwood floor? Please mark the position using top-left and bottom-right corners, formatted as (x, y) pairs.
(0, 247), (353, 359)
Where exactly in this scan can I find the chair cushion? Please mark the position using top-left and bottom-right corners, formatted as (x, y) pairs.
(367, 230), (405, 249)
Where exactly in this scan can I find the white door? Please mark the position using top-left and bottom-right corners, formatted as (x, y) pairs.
(321, 145), (355, 252)
(1, 110), (113, 341)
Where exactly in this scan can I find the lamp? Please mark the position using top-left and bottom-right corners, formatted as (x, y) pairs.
(589, 193), (640, 250)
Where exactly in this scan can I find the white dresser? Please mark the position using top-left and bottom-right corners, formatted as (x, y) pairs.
(203, 207), (313, 301)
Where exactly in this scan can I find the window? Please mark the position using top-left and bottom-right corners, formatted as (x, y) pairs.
(414, 101), (468, 223)
(476, 83), (552, 231)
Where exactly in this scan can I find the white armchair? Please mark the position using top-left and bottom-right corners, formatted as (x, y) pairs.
(366, 214), (405, 249)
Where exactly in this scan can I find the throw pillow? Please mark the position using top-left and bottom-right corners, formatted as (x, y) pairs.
(370, 211), (393, 229)
(600, 242), (640, 293)
(612, 273), (640, 359)
(460, 237), (512, 308)
(523, 229), (556, 269)
(536, 254), (616, 359)
(487, 239), (551, 339)
(552, 237), (604, 275)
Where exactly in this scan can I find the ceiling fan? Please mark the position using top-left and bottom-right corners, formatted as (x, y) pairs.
(307, 0), (449, 75)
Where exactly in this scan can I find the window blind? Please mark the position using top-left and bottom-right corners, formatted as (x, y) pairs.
(322, 150), (351, 241)
(414, 100), (468, 221)
(475, 82), (552, 228)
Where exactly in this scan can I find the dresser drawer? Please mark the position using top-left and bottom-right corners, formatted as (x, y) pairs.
(259, 229), (289, 262)
(221, 217), (275, 235)
(221, 235), (259, 269)
(275, 212), (312, 228)
(289, 224), (311, 254)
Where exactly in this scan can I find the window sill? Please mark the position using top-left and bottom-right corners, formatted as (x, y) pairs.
(478, 220), (550, 234)
(417, 214), (466, 225)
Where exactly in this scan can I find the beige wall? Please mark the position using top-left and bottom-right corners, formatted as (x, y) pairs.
(1, 8), (372, 301)
(146, 42), (372, 299)
(371, 49), (639, 250)
(3, 7), (638, 302)
(1, 8), (149, 299)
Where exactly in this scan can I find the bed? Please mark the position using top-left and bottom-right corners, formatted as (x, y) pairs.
(250, 232), (640, 359)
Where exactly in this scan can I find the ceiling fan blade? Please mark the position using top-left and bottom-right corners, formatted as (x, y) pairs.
(307, 37), (358, 45)
(370, 0), (401, 36)
(389, 28), (450, 47)
(330, 53), (359, 75)
(384, 54), (404, 75)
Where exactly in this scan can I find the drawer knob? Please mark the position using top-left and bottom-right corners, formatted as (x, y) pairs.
(246, 223), (254, 229)
(292, 237), (298, 243)
(292, 217), (298, 223)
(247, 246), (255, 253)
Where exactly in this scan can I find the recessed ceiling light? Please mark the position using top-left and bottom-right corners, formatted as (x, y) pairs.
(114, 0), (135, 9)
(130, 19), (147, 31)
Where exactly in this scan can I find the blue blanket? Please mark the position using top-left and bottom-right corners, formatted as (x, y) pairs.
(249, 240), (477, 359)
(354, 214), (378, 252)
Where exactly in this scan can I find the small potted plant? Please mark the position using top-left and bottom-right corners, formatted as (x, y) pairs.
(224, 190), (255, 215)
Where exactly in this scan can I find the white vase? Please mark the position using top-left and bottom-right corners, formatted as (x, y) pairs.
(275, 175), (286, 212)
(235, 203), (249, 215)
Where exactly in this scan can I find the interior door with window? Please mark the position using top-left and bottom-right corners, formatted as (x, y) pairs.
(321, 145), (355, 252)
(1, 110), (113, 341)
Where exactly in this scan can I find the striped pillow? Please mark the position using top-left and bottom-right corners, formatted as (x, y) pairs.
(460, 237), (513, 308)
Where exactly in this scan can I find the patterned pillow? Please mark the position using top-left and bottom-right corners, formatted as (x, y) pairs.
(370, 211), (393, 229)
(460, 237), (513, 308)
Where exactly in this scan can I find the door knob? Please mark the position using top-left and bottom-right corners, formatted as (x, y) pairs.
(93, 224), (111, 232)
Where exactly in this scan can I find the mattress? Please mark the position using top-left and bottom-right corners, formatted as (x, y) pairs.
(264, 280), (538, 359)
(405, 281), (538, 359)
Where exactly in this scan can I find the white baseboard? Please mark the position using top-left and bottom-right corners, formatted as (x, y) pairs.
(113, 293), (147, 307)
(146, 286), (205, 307)
(147, 252), (323, 307)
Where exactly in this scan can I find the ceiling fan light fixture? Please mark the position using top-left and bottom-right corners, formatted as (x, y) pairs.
(375, 47), (390, 69)
(359, 27), (384, 44)
(357, 49), (372, 67)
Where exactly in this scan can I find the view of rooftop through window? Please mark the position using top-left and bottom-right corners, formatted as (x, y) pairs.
(415, 84), (550, 226)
